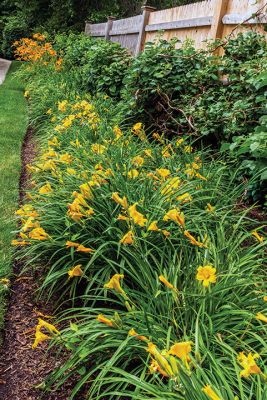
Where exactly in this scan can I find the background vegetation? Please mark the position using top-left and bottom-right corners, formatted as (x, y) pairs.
(0, 0), (199, 58)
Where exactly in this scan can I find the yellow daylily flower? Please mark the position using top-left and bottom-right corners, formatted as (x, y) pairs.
(156, 168), (171, 179)
(104, 274), (126, 296)
(184, 230), (207, 248)
(256, 312), (267, 323)
(15, 204), (39, 218)
(111, 192), (128, 209)
(72, 192), (90, 207)
(159, 275), (177, 292)
(149, 359), (168, 377)
(132, 155), (144, 167)
(32, 327), (50, 349)
(32, 318), (59, 349)
(91, 143), (106, 154)
(127, 169), (139, 179)
(66, 168), (76, 175)
(252, 230), (264, 242)
(147, 342), (174, 378)
(48, 136), (59, 147)
(97, 314), (114, 327)
(206, 203), (215, 213)
(66, 241), (79, 248)
(79, 183), (93, 199)
(68, 265), (83, 278)
(37, 318), (60, 335)
(76, 244), (94, 253)
(86, 207), (94, 217)
(128, 203), (147, 227)
(153, 132), (165, 144)
(28, 227), (49, 241)
(175, 138), (184, 147)
(39, 182), (53, 194)
(147, 221), (160, 231)
(168, 341), (193, 363)
(120, 230), (134, 245)
(176, 192), (192, 203)
(162, 229), (171, 237)
(144, 149), (152, 158)
(0, 278), (10, 287)
(58, 100), (68, 112)
(162, 146), (172, 158)
(131, 123), (146, 140)
(117, 214), (129, 222)
(113, 125), (123, 140)
(202, 385), (222, 400)
(196, 265), (216, 287)
(195, 172), (207, 181)
(22, 217), (40, 232)
(132, 122), (142, 132)
(59, 153), (73, 164)
(163, 208), (185, 227)
(237, 352), (261, 378)
(161, 177), (181, 196)
(11, 239), (30, 246)
(128, 328), (149, 342)
(184, 145), (192, 153)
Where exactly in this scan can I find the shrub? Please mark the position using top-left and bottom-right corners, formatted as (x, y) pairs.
(1, 14), (29, 59)
(54, 32), (93, 68)
(121, 38), (219, 135)
(81, 39), (132, 98)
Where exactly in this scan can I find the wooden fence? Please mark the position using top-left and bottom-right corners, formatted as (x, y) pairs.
(85, 0), (267, 55)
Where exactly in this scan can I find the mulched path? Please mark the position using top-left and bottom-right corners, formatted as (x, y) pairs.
(0, 128), (77, 399)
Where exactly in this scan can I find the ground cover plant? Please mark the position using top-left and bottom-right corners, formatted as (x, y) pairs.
(10, 34), (267, 399)
(0, 61), (27, 338)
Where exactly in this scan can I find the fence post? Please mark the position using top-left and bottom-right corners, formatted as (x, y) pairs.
(105, 16), (116, 40)
(135, 6), (156, 56)
(84, 21), (91, 36)
(210, 0), (230, 41)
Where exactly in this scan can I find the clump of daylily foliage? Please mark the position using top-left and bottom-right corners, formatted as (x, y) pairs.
(9, 34), (267, 400)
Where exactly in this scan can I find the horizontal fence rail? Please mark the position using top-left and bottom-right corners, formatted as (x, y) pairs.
(85, 0), (267, 55)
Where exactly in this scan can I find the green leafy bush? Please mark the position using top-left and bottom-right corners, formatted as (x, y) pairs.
(81, 39), (132, 97)
(121, 38), (219, 135)
(1, 14), (29, 59)
(54, 32), (93, 67)
(121, 32), (267, 141)
(221, 70), (267, 204)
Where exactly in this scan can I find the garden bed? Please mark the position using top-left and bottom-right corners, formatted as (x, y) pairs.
(2, 33), (266, 399)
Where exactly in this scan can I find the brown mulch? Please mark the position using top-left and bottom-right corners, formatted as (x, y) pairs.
(0, 128), (79, 400)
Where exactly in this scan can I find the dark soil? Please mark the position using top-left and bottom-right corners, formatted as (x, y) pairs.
(0, 128), (78, 400)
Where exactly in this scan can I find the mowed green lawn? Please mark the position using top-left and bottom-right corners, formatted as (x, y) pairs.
(0, 61), (27, 334)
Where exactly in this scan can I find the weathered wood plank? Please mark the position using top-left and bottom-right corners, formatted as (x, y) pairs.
(110, 27), (140, 35)
(209, 0), (230, 40)
(145, 16), (213, 32)
(135, 6), (156, 55)
(223, 13), (267, 24)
